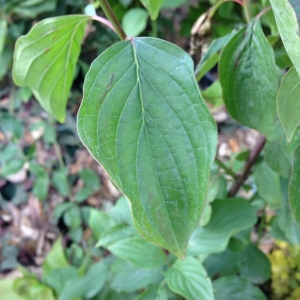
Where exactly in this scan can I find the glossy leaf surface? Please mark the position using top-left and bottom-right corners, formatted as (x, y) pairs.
(140, 0), (164, 20)
(277, 67), (300, 142)
(270, 0), (300, 77)
(77, 37), (217, 258)
(13, 15), (89, 122)
(165, 257), (214, 300)
(289, 146), (300, 226)
(219, 19), (277, 135)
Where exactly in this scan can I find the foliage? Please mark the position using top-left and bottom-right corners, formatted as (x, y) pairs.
(1, 0), (300, 299)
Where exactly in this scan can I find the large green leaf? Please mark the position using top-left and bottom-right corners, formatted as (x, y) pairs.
(277, 67), (300, 142)
(219, 19), (277, 136)
(213, 276), (267, 300)
(165, 257), (214, 300)
(187, 199), (257, 255)
(77, 37), (217, 258)
(13, 15), (89, 122)
(140, 0), (164, 20)
(0, 280), (23, 300)
(270, 0), (300, 78)
(289, 146), (300, 226)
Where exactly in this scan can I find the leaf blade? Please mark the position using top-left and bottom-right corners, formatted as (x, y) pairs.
(13, 15), (89, 122)
(77, 37), (217, 258)
(219, 19), (277, 135)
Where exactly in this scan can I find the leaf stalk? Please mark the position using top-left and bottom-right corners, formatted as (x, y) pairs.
(98, 0), (127, 41)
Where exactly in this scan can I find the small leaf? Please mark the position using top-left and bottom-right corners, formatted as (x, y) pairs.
(59, 260), (109, 300)
(277, 67), (300, 142)
(270, 0), (300, 78)
(111, 260), (163, 292)
(219, 19), (277, 135)
(42, 238), (69, 277)
(195, 31), (235, 81)
(0, 279), (23, 300)
(0, 18), (7, 58)
(13, 15), (89, 122)
(122, 8), (149, 36)
(140, 0), (164, 20)
(77, 37), (217, 258)
(213, 276), (267, 300)
(107, 235), (167, 268)
(254, 160), (282, 208)
(289, 146), (300, 226)
(30, 163), (49, 201)
(165, 257), (214, 300)
(237, 244), (271, 284)
(52, 168), (70, 197)
(187, 199), (257, 255)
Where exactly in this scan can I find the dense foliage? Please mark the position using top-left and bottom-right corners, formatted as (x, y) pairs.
(1, 0), (300, 299)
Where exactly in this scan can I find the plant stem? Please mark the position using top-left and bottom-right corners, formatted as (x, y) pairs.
(228, 134), (266, 197)
(98, 0), (127, 41)
(215, 157), (237, 179)
(243, 0), (252, 23)
(152, 19), (157, 38)
(92, 15), (116, 32)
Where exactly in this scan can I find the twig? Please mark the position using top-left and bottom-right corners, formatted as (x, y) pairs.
(98, 0), (127, 41)
(228, 134), (266, 197)
(215, 157), (237, 179)
(92, 15), (116, 32)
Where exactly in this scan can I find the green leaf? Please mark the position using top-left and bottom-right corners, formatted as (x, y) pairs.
(140, 0), (164, 20)
(195, 31), (236, 81)
(12, 0), (57, 18)
(88, 209), (116, 240)
(63, 204), (82, 228)
(219, 19), (277, 136)
(270, 0), (300, 78)
(13, 15), (89, 122)
(59, 260), (109, 300)
(0, 279), (23, 300)
(77, 37), (217, 258)
(165, 257), (214, 300)
(107, 236), (167, 268)
(133, 285), (168, 300)
(109, 195), (133, 225)
(42, 238), (69, 277)
(52, 168), (70, 197)
(96, 224), (136, 248)
(162, 0), (187, 8)
(0, 17), (7, 58)
(111, 260), (163, 292)
(277, 67), (300, 142)
(254, 160), (282, 208)
(30, 163), (49, 201)
(201, 80), (223, 107)
(237, 244), (271, 284)
(289, 146), (300, 226)
(187, 199), (257, 255)
(122, 8), (149, 37)
(213, 276), (267, 300)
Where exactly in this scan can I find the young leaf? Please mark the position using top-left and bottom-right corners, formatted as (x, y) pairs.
(277, 67), (300, 142)
(187, 199), (257, 255)
(219, 19), (277, 136)
(289, 146), (300, 226)
(122, 8), (149, 36)
(165, 257), (214, 300)
(13, 15), (90, 122)
(140, 0), (164, 20)
(77, 37), (217, 258)
(270, 0), (300, 78)
(107, 236), (167, 268)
